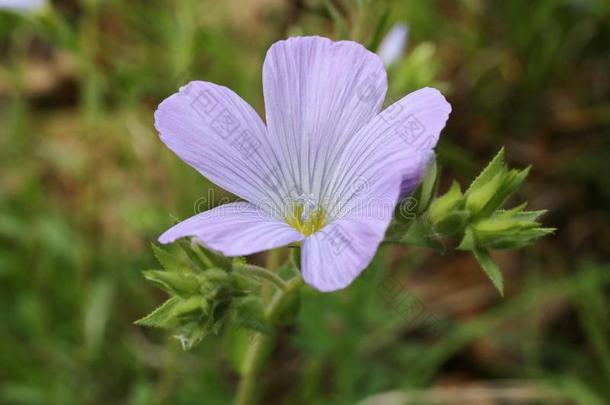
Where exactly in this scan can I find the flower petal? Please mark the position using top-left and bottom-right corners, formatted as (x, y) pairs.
(262, 36), (387, 202)
(377, 23), (409, 67)
(154, 81), (287, 212)
(159, 202), (304, 256)
(399, 149), (434, 198)
(324, 87), (451, 216)
(301, 172), (403, 292)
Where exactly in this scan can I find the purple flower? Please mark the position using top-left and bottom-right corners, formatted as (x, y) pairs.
(0, 0), (45, 13)
(377, 23), (409, 67)
(155, 36), (451, 292)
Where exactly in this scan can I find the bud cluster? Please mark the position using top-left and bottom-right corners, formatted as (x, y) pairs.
(388, 149), (554, 295)
(135, 241), (272, 350)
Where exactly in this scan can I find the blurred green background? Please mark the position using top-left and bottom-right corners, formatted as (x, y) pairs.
(1, 0), (609, 404)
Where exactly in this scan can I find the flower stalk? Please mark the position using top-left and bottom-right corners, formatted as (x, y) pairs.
(234, 274), (303, 405)
(235, 264), (288, 292)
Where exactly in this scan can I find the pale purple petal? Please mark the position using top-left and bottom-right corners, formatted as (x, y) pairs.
(399, 149), (434, 198)
(324, 87), (451, 216)
(301, 171), (403, 292)
(262, 36), (387, 204)
(159, 202), (304, 256)
(301, 87), (450, 291)
(0, 0), (45, 12)
(155, 81), (287, 212)
(377, 23), (409, 67)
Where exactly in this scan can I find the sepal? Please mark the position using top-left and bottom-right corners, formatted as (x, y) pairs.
(429, 181), (468, 235)
(464, 148), (530, 218)
(472, 248), (504, 296)
(470, 206), (554, 250)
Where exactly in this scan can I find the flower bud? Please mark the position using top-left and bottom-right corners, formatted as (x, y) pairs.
(465, 172), (504, 216)
(429, 181), (468, 234)
(464, 149), (530, 218)
(471, 208), (553, 250)
(143, 270), (201, 297)
(171, 296), (209, 319)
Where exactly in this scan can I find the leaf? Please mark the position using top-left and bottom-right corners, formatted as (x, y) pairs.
(457, 227), (477, 251)
(187, 239), (232, 270)
(134, 296), (182, 329)
(472, 248), (504, 296)
(399, 217), (445, 254)
(323, 0), (347, 40)
(230, 296), (272, 334)
(413, 158), (439, 215)
(471, 206), (554, 250)
(479, 166), (530, 217)
(223, 324), (270, 375)
(366, 7), (390, 50)
(477, 227), (555, 250)
(429, 181), (468, 235)
(199, 268), (233, 298)
(151, 244), (190, 272)
(135, 296), (207, 329)
(173, 322), (209, 350)
(277, 255), (300, 280)
(466, 148), (506, 195)
(171, 236), (233, 272)
(464, 149), (531, 218)
(142, 270), (201, 297)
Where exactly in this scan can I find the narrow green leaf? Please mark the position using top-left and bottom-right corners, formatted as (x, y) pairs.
(174, 322), (209, 350)
(472, 248), (504, 296)
(230, 296), (272, 334)
(414, 158), (439, 214)
(465, 172), (504, 216)
(366, 8), (390, 50)
(400, 217), (445, 254)
(457, 227), (477, 251)
(135, 296), (207, 329)
(190, 240), (232, 270)
(429, 181), (468, 234)
(478, 166), (530, 217)
(151, 244), (189, 272)
(323, 0), (347, 40)
(513, 209), (547, 222)
(466, 148), (506, 195)
(142, 270), (201, 297)
(134, 296), (182, 329)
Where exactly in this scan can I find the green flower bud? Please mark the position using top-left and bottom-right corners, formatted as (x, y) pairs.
(429, 181), (468, 234)
(471, 207), (553, 250)
(172, 296), (209, 319)
(143, 270), (201, 297)
(464, 148), (530, 218)
(465, 172), (504, 216)
(199, 268), (234, 299)
(413, 158), (438, 214)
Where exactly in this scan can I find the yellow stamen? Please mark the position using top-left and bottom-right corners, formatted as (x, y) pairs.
(285, 202), (327, 236)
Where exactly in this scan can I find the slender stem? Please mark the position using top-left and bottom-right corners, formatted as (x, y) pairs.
(266, 249), (281, 271)
(261, 249), (282, 301)
(234, 276), (303, 405)
(190, 241), (214, 268)
(236, 264), (288, 291)
(234, 334), (268, 405)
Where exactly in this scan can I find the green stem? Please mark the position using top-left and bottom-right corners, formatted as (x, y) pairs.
(236, 265), (288, 292)
(234, 276), (303, 405)
(266, 249), (281, 271)
(190, 242), (214, 268)
(261, 249), (282, 301)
